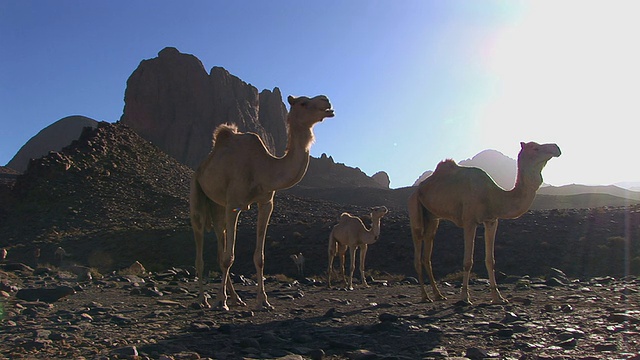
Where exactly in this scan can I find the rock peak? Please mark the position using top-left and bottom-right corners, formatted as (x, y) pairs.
(120, 48), (288, 168)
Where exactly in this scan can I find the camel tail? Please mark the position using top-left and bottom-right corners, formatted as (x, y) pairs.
(190, 176), (215, 232)
(328, 229), (339, 257)
(408, 190), (427, 237)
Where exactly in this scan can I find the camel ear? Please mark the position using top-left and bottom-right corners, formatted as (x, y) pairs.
(287, 95), (297, 106)
(520, 142), (526, 149)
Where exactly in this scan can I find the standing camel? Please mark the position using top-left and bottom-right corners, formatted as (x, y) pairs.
(328, 206), (389, 290)
(191, 95), (334, 310)
(408, 142), (561, 304)
(290, 253), (305, 278)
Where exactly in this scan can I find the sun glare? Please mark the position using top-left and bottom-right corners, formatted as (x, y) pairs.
(476, 1), (640, 185)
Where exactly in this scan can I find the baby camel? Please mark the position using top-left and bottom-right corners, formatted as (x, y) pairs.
(409, 142), (560, 304)
(290, 253), (305, 278)
(328, 206), (389, 290)
(191, 95), (334, 311)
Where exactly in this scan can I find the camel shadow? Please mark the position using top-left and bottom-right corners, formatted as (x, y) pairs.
(139, 291), (444, 359)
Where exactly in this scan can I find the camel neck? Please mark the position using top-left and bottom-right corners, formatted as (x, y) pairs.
(364, 217), (383, 245)
(268, 125), (314, 190)
(501, 164), (543, 218)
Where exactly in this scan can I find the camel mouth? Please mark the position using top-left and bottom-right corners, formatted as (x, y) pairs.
(324, 109), (335, 117)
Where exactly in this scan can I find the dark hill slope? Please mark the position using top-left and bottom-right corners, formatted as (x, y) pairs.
(2, 122), (193, 268)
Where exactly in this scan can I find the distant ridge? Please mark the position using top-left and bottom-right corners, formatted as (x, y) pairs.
(538, 184), (640, 201)
(413, 149), (516, 189)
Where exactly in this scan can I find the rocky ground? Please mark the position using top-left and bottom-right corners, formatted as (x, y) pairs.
(1, 263), (639, 360)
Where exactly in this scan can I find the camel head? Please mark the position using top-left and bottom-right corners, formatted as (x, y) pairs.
(518, 141), (561, 174)
(287, 95), (334, 127)
(371, 206), (389, 220)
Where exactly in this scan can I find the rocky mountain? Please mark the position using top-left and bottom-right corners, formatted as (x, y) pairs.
(413, 149), (517, 189)
(6, 115), (98, 172)
(120, 47), (287, 169)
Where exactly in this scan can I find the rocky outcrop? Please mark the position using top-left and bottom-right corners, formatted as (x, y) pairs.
(372, 171), (390, 188)
(297, 153), (384, 189)
(120, 47), (287, 168)
(6, 115), (98, 172)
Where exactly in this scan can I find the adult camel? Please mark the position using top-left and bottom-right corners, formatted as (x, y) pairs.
(191, 95), (334, 310)
(409, 141), (561, 304)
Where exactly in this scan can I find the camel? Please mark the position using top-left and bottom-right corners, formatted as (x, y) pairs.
(191, 95), (334, 310)
(290, 253), (305, 278)
(1, 248), (7, 262)
(408, 141), (561, 304)
(327, 206), (389, 290)
(54, 247), (67, 264)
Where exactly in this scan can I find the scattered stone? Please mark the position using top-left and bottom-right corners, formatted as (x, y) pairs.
(378, 312), (399, 322)
(16, 285), (75, 302)
(346, 349), (377, 360)
(465, 347), (489, 359)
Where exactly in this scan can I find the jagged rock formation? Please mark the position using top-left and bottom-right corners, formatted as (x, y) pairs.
(296, 153), (383, 189)
(0, 166), (19, 186)
(6, 115), (98, 172)
(372, 171), (390, 188)
(120, 47), (287, 169)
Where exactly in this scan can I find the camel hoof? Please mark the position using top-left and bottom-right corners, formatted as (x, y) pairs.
(254, 301), (274, 311)
(420, 296), (434, 303)
(454, 299), (473, 307)
(191, 301), (211, 310)
(192, 296), (212, 309)
(492, 297), (509, 305)
(231, 298), (247, 307)
(214, 300), (230, 311)
(434, 294), (447, 301)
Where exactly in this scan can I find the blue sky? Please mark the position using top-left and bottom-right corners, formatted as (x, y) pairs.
(1, 1), (638, 188)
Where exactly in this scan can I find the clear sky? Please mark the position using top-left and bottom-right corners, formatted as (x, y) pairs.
(1, 1), (638, 189)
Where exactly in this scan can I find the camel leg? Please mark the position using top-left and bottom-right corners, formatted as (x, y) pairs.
(192, 218), (208, 308)
(190, 179), (211, 308)
(216, 207), (240, 311)
(422, 219), (446, 301)
(347, 246), (357, 290)
(213, 223), (246, 308)
(359, 244), (369, 287)
(327, 234), (336, 287)
(409, 191), (435, 302)
(254, 200), (274, 310)
(339, 245), (347, 287)
(461, 223), (477, 304)
(484, 220), (507, 304)
(411, 228), (431, 302)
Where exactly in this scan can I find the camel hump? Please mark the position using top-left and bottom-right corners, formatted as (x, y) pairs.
(434, 159), (459, 174)
(213, 123), (239, 145)
(338, 212), (351, 220)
